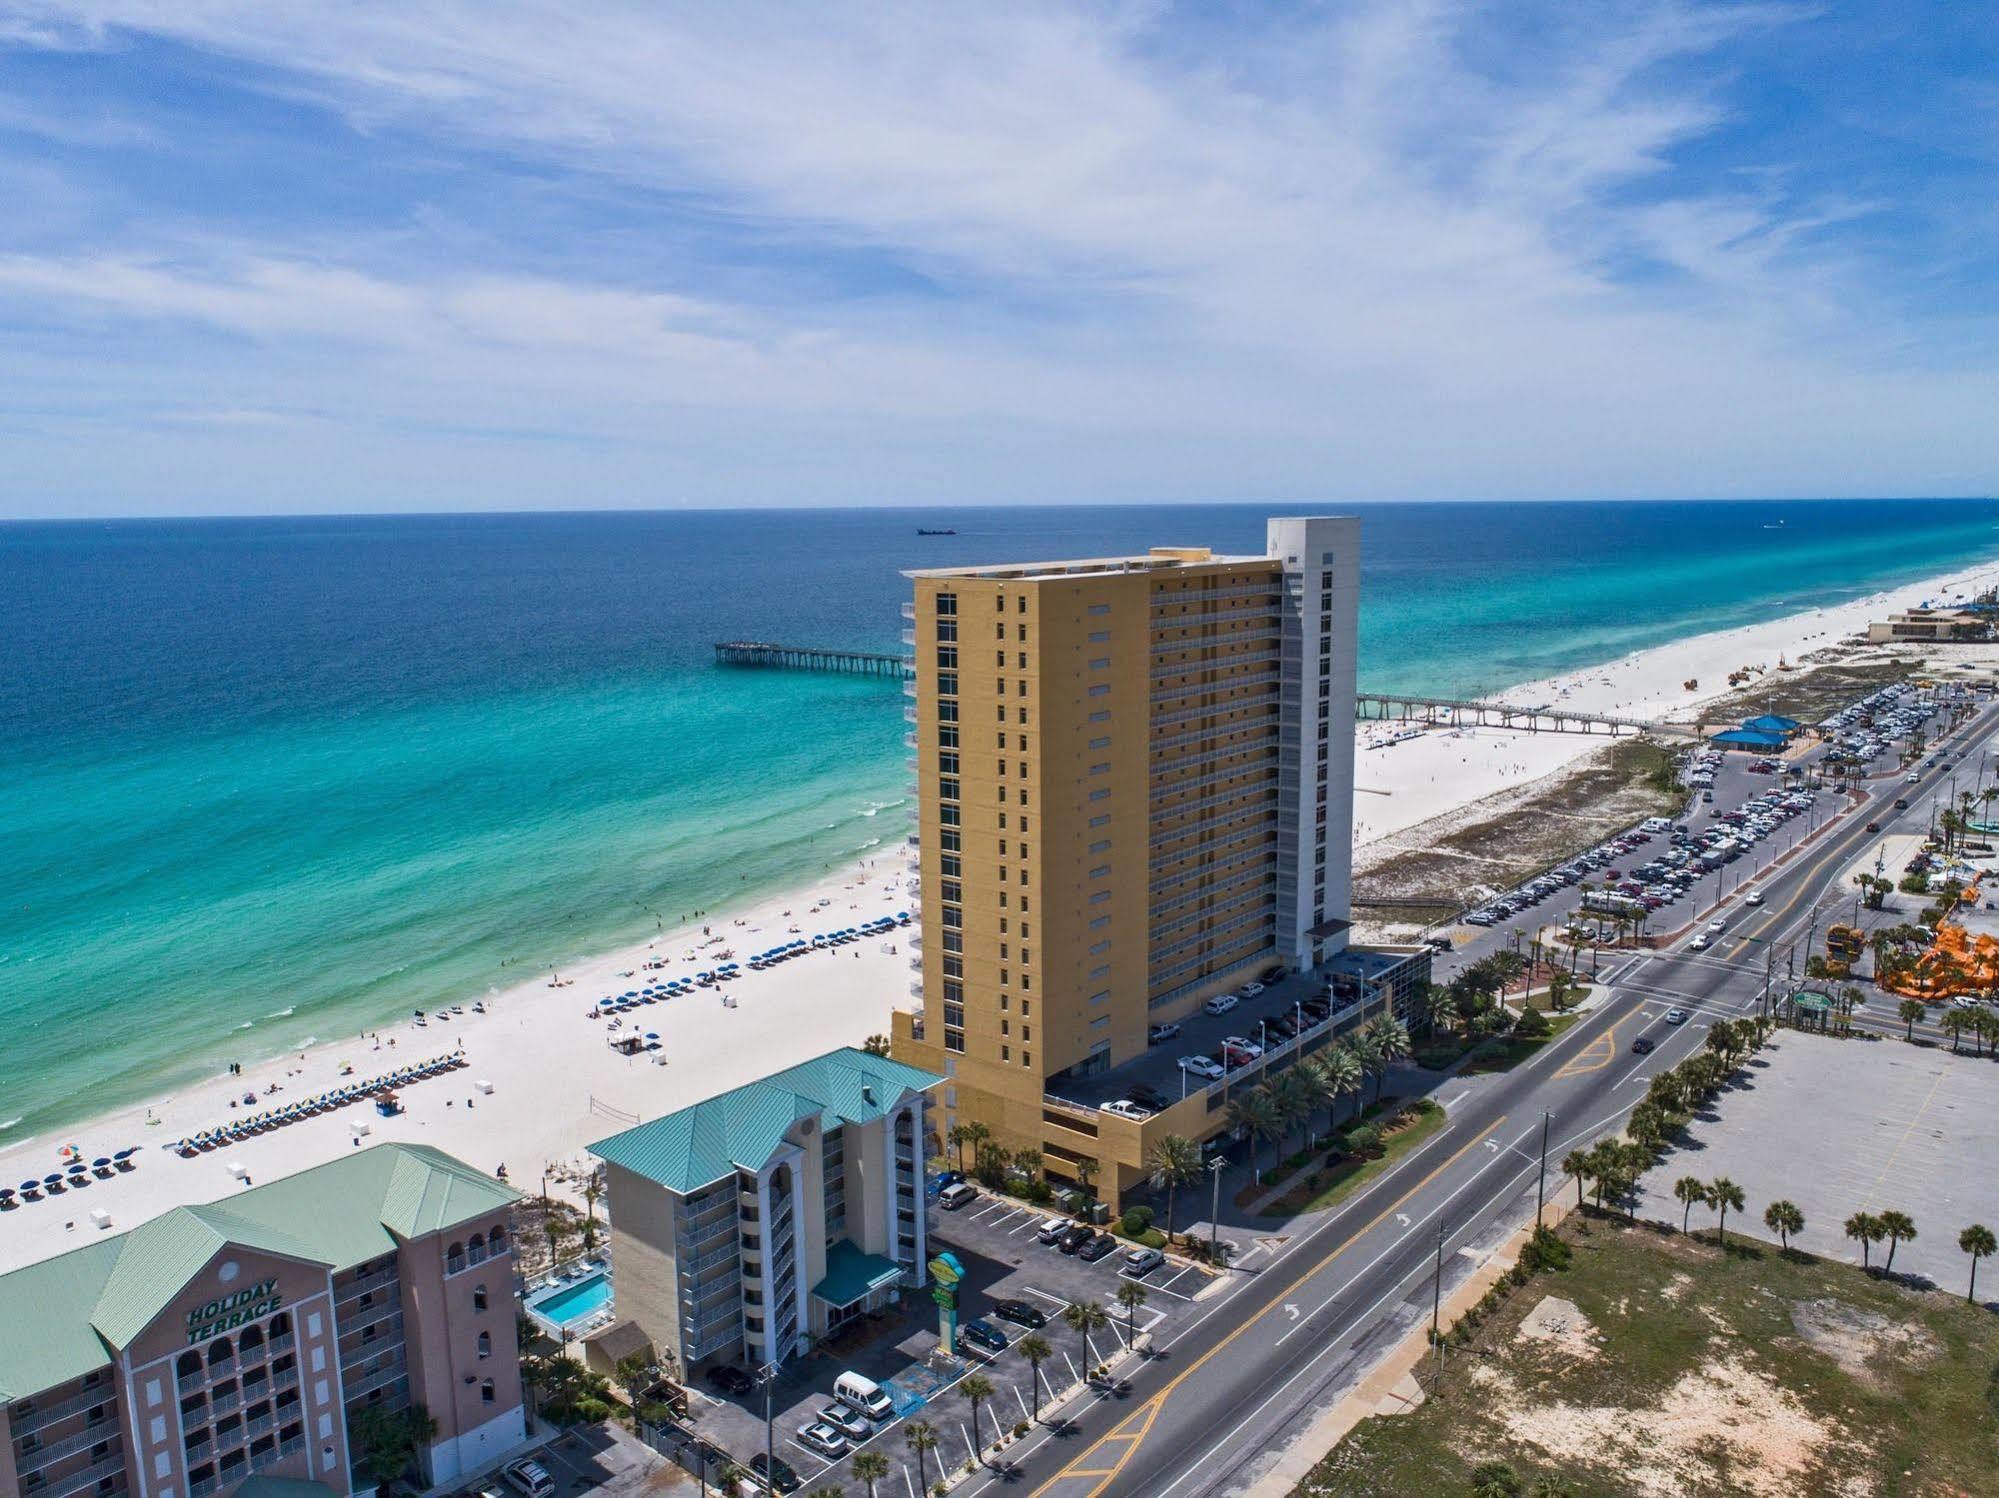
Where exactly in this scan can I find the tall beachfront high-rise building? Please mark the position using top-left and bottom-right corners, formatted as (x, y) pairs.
(891, 517), (1415, 1208)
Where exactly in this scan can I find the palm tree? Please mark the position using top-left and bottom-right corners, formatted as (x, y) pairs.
(960, 1372), (994, 1463)
(1708, 1177), (1744, 1245)
(904, 1421), (939, 1491)
(1115, 1281), (1149, 1347)
(1960, 1224), (1996, 1303)
(1225, 1087), (1280, 1182)
(852, 1449), (891, 1498)
(1674, 1176), (1708, 1235)
(1422, 983), (1459, 1037)
(1146, 1134), (1202, 1237)
(1073, 1156), (1099, 1199)
(1844, 1210), (1883, 1269)
(1764, 1199), (1804, 1250)
(1627, 1102), (1666, 1151)
(1017, 1334), (1053, 1421)
(1267, 1067), (1316, 1154)
(1311, 1043), (1365, 1128)
(1064, 1299), (1112, 1364)
(958, 1121), (990, 1171)
(1898, 998), (1926, 1041)
(1561, 1148), (1591, 1207)
(1361, 1014), (1411, 1102)
(1877, 1210), (1917, 1273)
(1582, 1140), (1622, 1210)
(1942, 1010), (1970, 1054)
(947, 1123), (975, 1171)
(806, 1486), (843, 1498)
(1527, 1478), (1575, 1498)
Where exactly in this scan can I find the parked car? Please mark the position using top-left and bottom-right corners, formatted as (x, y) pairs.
(939, 1181), (978, 1210)
(1059, 1223), (1095, 1254)
(705, 1366), (755, 1397)
(991, 1298), (1047, 1329)
(1101, 1099), (1153, 1121)
(818, 1404), (871, 1440)
(1147, 1022), (1181, 1044)
(1239, 981), (1266, 998)
(1259, 965), (1288, 984)
(1128, 1083), (1171, 1112)
(960, 1318), (1009, 1353)
(1078, 1232), (1117, 1262)
(796, 1421), (849, 1458)
(1179, 1055), (1225, 1081)
(1121, 1247), (1165, 1278)
(1204, 992), (1240, 1016)
(750, 1452), (801, 1494)
(1036, 1215), (1071, 1244)
(1222, 1035), (1264, 1060)
(501, 1461), (554, 1498)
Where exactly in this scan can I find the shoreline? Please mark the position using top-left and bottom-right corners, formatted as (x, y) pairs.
(4, 550), (1998, 1272)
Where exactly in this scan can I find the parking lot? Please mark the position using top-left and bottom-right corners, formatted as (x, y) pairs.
(1634, 1028), (1999, 1288)
(685, 1191), (1208, 1493)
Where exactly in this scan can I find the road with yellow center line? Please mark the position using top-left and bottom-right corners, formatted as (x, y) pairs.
(959, 698), (1999, 1498)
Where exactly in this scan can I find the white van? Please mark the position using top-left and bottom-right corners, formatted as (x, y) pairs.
(834, 1371), (893, 1423)
(938, 1181), (977, 1210)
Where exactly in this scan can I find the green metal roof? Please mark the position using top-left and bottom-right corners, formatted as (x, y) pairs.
(812, 1240), (905, 1308)
(589, 1047), (942, 1195)
(0, 1143), (517, 1400)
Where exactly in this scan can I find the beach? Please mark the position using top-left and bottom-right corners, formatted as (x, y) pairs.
(4, 552), (1998, 1273)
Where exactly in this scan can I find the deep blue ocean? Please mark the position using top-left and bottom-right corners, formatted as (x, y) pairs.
(4, 499), (1997, 1138)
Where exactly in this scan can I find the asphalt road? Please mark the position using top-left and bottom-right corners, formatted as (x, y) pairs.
(978, 695), (1999, 1498)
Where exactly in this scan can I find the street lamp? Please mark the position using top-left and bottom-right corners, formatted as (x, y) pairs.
(756, 1362), (780, 1491)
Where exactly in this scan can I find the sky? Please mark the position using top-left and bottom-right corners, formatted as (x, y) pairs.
(0, 1), (1996, 517)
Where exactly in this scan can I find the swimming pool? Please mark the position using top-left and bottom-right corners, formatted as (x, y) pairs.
(526, 1269), (613, 1331)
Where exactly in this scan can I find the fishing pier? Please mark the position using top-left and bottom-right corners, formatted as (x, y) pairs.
(714, 641), (911, 678)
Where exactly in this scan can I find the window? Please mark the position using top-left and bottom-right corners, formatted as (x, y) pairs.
(938, 700), (958, 723)
(996, 621), (1006, 639)
(936, 618), (957, 642)
(938, 751), (959, 775)
(1017, 624), (1028, 642)
(1088, 788), (1111, 801)
(476, 1331), (492, 1360)
(480, 1379), (496, 1405)
(936, 646), (958, 670)
(938, 725), (959, 748)
(1089, 736), (1110, 750)
(1088, 684), (1110, 697)
(1089, 658), (1110, 670)
(936, 592), (957, 616)
(1088, 814), (1110, 828)
(473, 1284), (488, 1312)
(1089, 631), (1110, 643)
(1088, 709), (1110, 723)
(938, 672), (958, 695)
(938, 778), (959, 801)
(1088, 603), (1109, 616)
(1088, 839), (1110, 853)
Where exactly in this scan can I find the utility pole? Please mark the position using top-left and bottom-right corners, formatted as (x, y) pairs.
(1535, 1111), (1551, 1230)
(1430, 1223), (1446, 1346)
(1209, 1157), (1225, 1266)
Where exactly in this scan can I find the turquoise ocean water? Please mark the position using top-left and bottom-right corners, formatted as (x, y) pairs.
(3, 500), (1997, 1139)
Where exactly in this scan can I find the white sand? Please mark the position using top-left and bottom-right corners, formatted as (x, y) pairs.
(0, 847), (919, 1272)
(5, 554), (1997, 1272)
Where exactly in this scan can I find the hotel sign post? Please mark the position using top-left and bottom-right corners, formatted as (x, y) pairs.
(927, 1250), (964, 1357)
(186, 1279), (283, 1344)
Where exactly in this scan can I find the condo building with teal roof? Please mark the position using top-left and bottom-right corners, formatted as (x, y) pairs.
(589, 1047), (943, 1376)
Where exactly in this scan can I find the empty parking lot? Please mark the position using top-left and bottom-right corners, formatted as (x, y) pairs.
(1634, 1029), (1999, 1285)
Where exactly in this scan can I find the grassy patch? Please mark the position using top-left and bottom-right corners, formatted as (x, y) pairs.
(1462, 1014), (1579, 1074)
(1686, 656), (1913, 734)
(1111, 1222), (1167, 1248)
(1259, 1104), (1451, 1218)
(1292, 1215), (1999, 1497)
(1355, 736), (1683, 914)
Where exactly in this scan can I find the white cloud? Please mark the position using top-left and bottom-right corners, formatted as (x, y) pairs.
(0, 0), (1992, 513)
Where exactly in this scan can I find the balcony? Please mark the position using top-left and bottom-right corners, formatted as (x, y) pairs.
(40, 1454), (126, 1498)
(340, 1365), (409, 1404)
(14, 1421), (120, 1475)
(9, 1390), (116, 1437)
(248, 1437), (305, 1474)
(334, 1276), (399, 1310)
(900, 600), (916, 621)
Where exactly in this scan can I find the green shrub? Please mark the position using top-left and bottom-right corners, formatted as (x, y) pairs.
(1513, 1007), (1551, 1039)
(1345, 1124), (1383, 1156)
(1407, 1097), (1440, 1116)
(1120, 1205), (1155, 1236)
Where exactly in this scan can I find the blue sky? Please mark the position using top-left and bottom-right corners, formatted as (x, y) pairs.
(0, 1), (1995, 516)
